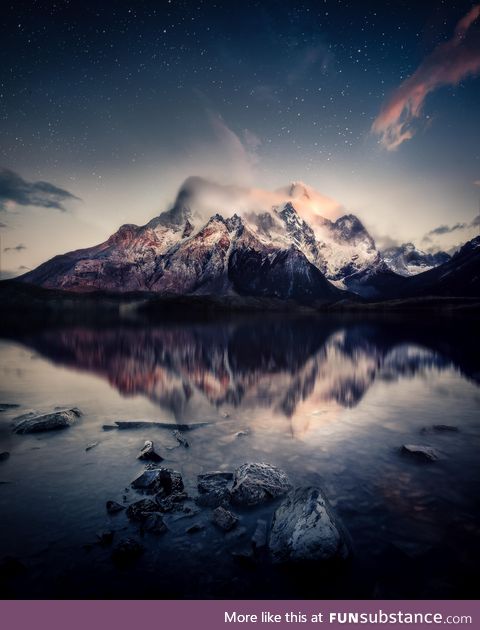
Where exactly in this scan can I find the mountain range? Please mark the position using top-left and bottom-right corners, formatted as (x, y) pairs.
(16, 179), (480, 304)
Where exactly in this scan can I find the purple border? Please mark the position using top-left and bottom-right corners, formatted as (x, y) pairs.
(1, 600), (478, 630)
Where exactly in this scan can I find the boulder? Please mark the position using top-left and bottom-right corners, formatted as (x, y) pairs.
(138, 440), (163, 462)
(230, 462), (291, 506)
(106, 500), (125, 514)
(197, 471), (233, 507)
(401, 444), (440, 462)
(156, 491), (188, 512)
(131, 467), (184, 495)
(126, 498), (159, 522)
(212, 506), (239, 531)
(111, 538), (144, 565)
(269, 487), (350, 563)
(13, 408), (82, 434)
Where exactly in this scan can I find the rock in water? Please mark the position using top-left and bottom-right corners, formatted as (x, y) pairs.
(0, 452), (10, 462)
(172, 430), (189, 448)
(126, 499), (159, 522)
(197, 471), (233, 507)
(111, 538), (144, 565)
(142, 513), (167, 535)
(212, 506), (239, 531)
(106, 500), (125, 514)
(138, 440), (163, 462)
(156, 492), (188, 512)
(269, 487), (350, 563)
(131, 467), (184, 495)
(401, 444), (440, 462)
(13, 408), (82, 434)
(230, 462), (291, 506)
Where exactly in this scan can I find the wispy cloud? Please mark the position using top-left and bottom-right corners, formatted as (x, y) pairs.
(372, 5), (480, 150)
(426, 223), (467, 236)
(0, 168), (80, 212)
(4, 243), (27, 252)
(206, 111), (261, 184)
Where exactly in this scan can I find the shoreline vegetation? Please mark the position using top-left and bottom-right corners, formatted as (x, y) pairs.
(1, 280), (479, 332)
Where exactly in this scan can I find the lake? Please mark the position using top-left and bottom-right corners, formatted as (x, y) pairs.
(0, 313), (479, 598)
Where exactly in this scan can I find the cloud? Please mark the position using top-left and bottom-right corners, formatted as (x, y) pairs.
(426, 222), (467, 236)
(0, 168), (80, 212)
(4, 243), (27, 252)
(372, 5), (480, 150)
(474, 180), (480, 187)
(422, 214), (480, 241)
(206, 111), (260, 184)
(0, 221), (7, 228)
(170, 176), (343, 225)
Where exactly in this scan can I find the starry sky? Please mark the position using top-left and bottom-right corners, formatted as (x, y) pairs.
(1, 0), (480, 275)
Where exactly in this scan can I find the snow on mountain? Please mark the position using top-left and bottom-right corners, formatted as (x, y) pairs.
(381, 242), (450, 277)
(17, 178), (457, 301)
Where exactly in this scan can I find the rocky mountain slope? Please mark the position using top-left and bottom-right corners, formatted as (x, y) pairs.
(17, 179), (469, 302)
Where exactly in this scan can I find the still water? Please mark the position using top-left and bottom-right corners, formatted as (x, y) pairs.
(0, 314), (479, 598)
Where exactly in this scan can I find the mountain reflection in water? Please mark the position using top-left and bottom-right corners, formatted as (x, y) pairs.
(14, 316), (478, 429)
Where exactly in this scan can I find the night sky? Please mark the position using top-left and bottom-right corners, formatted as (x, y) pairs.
(1, 0), (480, 274)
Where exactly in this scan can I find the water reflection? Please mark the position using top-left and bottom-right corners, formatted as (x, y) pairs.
(10, 316), (479, 423)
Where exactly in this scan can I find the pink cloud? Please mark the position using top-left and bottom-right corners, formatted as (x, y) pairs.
(372, 5), (480, 150)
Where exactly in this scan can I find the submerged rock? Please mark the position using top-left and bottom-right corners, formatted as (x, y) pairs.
(421, 425), (459, 434)
(13, 408), (82, 434)
(126, 498), (159, 522)
(186, 523), (205, 534)
(269, 487), (350, 564)
(138, 440), (163, 462)
(0, 404), (20, 413)
(96, 529), (114, 546)
(115, 421), (209, 431)
(230, 462), (291, 506)
(142, 513), (167, 535)
(102, 424), (117, 431)
(85, 441), (99, 451)
(106, 500), (125, 514)
(402, 444), (440, 462)
(0, 452), (10, 462)
(172, 430), (189, 448)
(197, 471), (233, 507)
(111, 538), (144, 565)
(212, 506), (239, 531)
